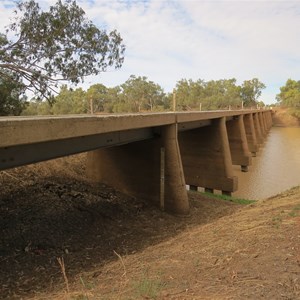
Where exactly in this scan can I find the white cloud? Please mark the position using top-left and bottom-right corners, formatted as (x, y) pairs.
(1, 0), (300, 104)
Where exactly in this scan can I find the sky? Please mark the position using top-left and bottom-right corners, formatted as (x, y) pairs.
(1, 0), (300, 104)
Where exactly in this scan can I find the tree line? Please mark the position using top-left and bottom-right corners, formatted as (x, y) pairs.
(19, 76), (266, 116)
(0, 0), (268, 116)
(1, 1), (299, 117)
(276, 79), (300, 118)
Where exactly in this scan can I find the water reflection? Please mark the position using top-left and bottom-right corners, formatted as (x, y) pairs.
(233, 127), (300, 200)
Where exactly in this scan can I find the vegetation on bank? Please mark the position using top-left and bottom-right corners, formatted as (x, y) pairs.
(0, 0), (125, 116)
(20, 76), (266, 116)
(276, 79), (300, 119)
(0, 1), (268, 116)
(1, 1), (299, 118)
(198, 191), (256, 205)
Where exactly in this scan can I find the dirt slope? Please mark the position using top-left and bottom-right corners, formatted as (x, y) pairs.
(1, 155), (300, 299)
(272, 108), (300, 127)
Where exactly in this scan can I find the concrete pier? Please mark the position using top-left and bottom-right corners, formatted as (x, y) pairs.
(243, 114), (258, 156)
(87, 124), (190, 214)
(226, 115), (252, 172)
(178, 117), (238, 195)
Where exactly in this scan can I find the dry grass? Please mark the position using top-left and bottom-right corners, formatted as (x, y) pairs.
(1, 155), (300, 299)
(45, 187), (300, 299)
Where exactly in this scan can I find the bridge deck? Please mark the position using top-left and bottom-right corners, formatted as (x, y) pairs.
(0, 110), (259, 148)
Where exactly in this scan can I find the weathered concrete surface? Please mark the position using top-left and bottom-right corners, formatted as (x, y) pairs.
(87, 124), (189, 214)
(243, 114), (258, 156)
(253, 113), (263, 144)
(258, 112), (267, 137)
(0, 110), (270, 148)
(178, 117), (238, 194)
(0, 114), (175, 148)
(226, 115), (252, 171)
(0, 110), (272, 213)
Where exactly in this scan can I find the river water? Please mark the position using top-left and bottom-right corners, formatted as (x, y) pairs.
(232, 127), (300, 200)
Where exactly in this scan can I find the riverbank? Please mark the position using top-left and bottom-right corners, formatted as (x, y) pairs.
(272, 108), (300, 127)
(1, 155), (300, 299)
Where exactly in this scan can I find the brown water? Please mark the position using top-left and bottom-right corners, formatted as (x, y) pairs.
(233, 127), (300, 200)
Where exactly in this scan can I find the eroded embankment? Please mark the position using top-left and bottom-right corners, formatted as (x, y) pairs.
(272, 108), (300, 127)
(1, 155), (300, 299)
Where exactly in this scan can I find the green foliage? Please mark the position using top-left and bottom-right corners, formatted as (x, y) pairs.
(86, 83), (108, 113)
(276, 79), (300, 118)
(21, 100), (52, 115)
(120, 75), (167, 112)
(240, 78), (266, 107)
(201, 192), (256, 205)
(22, 85), (87, 115)
(20, 75), (267, 115)
(173, 78), (265, 111)
(174, 79), (205, 110)
(86, 84), (123, 113)
(133, 274), (165, 299)
(277, 79), (300, 107)
(52, 85), (87, 114)
(0, 0), (125, 101)
(0, 72), (27, 115)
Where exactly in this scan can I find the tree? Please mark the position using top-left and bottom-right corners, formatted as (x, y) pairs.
(120, 75), (166, 112)
(0, 0), (125, 102)
(276, 79), (300, 118)
(276, 79), (300, 108)
(174, 79), (205, 110)
(240, 78), (266, 107)
(0, 71), (27, 115)
(86, 83), (108, 113)
(174, 78), (241, 111)
(51, 85), (87, 114)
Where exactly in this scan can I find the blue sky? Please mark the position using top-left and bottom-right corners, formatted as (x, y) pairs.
(1, 0), (300, 104)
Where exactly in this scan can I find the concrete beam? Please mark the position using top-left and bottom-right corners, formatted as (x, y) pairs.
(0, 128), (154, 171)
(226, 115), (252, 172)
(244, 113), (258, 156)
(178, 117), (238, 195)
(87, 124), (189, 214)
(0, 114), (175, 148)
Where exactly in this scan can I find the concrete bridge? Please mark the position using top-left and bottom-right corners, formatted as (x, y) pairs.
(0, 110), (273, 214)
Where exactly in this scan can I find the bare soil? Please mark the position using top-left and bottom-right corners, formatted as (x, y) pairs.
(1, 154), (300, 299)
(272, 108), (300, 127)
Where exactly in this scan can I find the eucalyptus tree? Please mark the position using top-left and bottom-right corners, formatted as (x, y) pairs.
(174, 79), (205, 110)
(0, 0), (125, 109)
(86, 83), (108, 113)
(120, 75), (166, 112)
(0, 72), (27, 115)
(276, 79), (300, 117)
(276, 79), (300, 108)
(240, 78), (266, 107)
(52, 85), (87, 114)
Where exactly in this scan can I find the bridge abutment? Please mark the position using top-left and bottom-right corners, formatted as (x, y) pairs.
(86, 124), (189, 215)
(178, 117), (238, 195)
